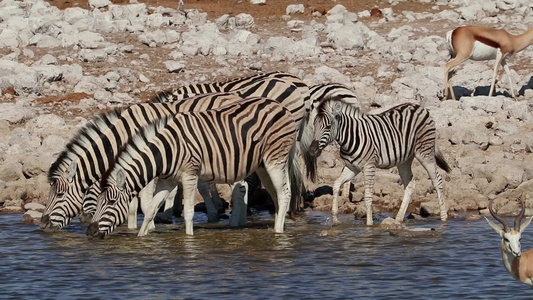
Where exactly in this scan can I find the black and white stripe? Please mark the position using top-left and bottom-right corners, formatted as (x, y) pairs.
(41, 75), (308, 231)
(153, 70), (310, 105)
(305, 100), (451, 225)
(89, 97), (297, 237)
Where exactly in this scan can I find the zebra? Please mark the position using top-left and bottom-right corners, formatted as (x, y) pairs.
(87, 97), (297, 237)
(153, 70), (310, 105)
(85, 71), (310, 226)
(299, 83), (361, 176)
(41, 76), (309, 234)
(304, 99), (451, 225)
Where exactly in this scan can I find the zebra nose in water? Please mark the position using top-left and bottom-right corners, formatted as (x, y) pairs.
(86, 222), (100, 237)
(40, 214), (51, 230)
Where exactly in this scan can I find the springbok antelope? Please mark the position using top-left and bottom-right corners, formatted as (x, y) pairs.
(485, 198), (533, 287)
(443, 26), (533, 100)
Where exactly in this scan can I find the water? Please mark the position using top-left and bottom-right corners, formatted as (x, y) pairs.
(1, 212), (532, 298)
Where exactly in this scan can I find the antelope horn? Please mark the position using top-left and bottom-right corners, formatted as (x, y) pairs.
(514, 198), (526, 232)
(488, 199), (510, 232)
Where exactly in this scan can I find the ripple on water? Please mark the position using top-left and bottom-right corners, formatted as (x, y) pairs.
(1, 213), (533, 298)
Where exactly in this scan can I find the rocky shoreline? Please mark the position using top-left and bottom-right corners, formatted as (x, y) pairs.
(0, 0), (532, 225)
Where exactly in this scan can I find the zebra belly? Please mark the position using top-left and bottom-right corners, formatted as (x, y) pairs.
(470, 41), (498, 61)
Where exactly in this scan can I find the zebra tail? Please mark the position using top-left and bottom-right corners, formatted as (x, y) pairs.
(298, 115), (319, 182)
(288, 143), (306, 213)
(435, 146), (452, 173)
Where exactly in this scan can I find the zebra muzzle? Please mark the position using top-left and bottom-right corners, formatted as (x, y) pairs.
(86, 222), (100, 237)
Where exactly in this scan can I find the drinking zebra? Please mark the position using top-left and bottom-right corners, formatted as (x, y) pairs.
(88, 97), (297, 237)
(304, 100), (451, 225)
(41, 75), (309, 235)
(94, 71), (309, 226)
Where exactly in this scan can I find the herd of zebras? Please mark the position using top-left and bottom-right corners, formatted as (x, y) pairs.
(39, 71), (451, 238)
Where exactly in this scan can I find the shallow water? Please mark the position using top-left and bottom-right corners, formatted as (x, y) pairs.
(1, 211), (532, 298)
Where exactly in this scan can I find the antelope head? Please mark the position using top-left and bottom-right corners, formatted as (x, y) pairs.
(485, 198), (533, 258)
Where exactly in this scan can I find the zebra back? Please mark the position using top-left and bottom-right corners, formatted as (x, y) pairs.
(153, 71), (308, 103)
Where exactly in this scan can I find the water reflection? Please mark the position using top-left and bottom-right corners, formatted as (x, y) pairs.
(1, 213), (533, 298)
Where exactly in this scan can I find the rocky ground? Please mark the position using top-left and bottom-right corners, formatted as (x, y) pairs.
(0, 0), (532, 225)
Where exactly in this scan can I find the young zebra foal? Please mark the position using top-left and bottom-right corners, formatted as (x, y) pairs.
(305, 100), (451, 225)
(88, 97), (297, 237)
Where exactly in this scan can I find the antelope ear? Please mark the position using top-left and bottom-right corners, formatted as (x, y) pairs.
(116, 168), (126, 191)
(485, 216), (504, 237)
(66, 162), (77, 182)
(520, 216), (533, 233)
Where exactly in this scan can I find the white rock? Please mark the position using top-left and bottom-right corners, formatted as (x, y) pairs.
(326, 22), (365, 50)
(139, 74), (150, 83)
(78, 49), (108, 62)
(0, 103), (35, 124)
(0, 29), (20, 48)
(286, 4), (305, 15)
(89, 0), (112, 9)
(24, 202), (46, 212)
(78, 31), (104, 49)
(250, 0), (266, 4)
(164, 61), (185, 73)
(460, 96), (504, 114)
(327, 4), (347, 16)
(34, 54), (58, 66)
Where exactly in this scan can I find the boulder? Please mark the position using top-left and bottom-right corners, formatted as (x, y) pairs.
(164, 61), (185, 73)
(22, 210), (42, 224)
(286, 4), (305, 15)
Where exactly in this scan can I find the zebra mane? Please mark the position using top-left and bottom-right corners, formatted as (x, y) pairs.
(151, 90), (179, 103)
(47, 107), (127, 183)
(101, 117), (170, 189)
(315, 97), (364, 119)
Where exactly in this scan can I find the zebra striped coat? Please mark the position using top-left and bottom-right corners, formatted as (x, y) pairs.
(41, 76), (308, 231)
(89, 97), (297, 237)
(78, 71), (308, 222)
(305, 100), (451, 225)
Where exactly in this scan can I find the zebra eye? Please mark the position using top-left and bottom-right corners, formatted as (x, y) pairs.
(56, 193), (65, 198)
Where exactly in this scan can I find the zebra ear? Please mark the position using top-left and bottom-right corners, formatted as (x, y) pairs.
(332, 102), (343, 114)
(65, 162), (77, 182)
(116, 168), (126, 191)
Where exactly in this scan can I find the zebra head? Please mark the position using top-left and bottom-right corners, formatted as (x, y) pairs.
(41, 162), (83, 231)
(87, 168), (131, 238)
(309, 102), (340, 157)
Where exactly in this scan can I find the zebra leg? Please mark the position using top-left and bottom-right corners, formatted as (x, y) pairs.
(331, 167), (357, 225)
(173, 184), (183, 218)
(259, 164), (291, 234)
(138, 179), (157, 231)
(209, 183), (223, 213)
(181, 174), (199, 235)
(197, 181), (218, 222)
(128, 197), (138, 229)
(160, 186), (178, 222)
(138, 179), (174, 236)
(363, 163), (377, 226)
(417, 156), (448, 222)
(396, 160), (416, 223)
(229, 180), (248, 228)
